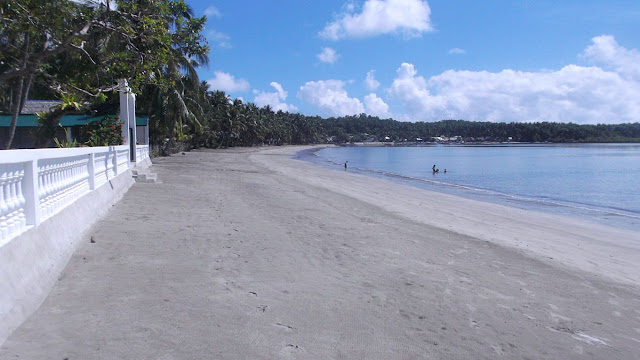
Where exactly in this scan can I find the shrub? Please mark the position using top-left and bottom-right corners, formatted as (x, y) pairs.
(80, 116), (124, 146)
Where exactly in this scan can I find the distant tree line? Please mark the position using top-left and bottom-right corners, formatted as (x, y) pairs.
(166, 100), (640, 149)
(319, 115), (640, 144)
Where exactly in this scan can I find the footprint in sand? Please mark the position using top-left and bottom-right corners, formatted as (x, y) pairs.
(275, 323), (295, 332)
(280, 344), (304, 357)
(469, 318), (479, 329)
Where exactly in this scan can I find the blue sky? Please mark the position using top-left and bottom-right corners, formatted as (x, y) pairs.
(187, 0), (640, 124)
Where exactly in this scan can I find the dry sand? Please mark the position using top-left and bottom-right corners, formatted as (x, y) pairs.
(1, 146), (639, 359)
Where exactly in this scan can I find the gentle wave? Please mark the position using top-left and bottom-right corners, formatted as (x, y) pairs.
(351, 166), (640, 220)
(298, 146), (640, 230)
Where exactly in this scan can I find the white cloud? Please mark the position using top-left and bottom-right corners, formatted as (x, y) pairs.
(364, 93), (392, 118)
(207, 30), (231, 48)
(365, 70), (380, 90)
(298, 80), (365, 116)
(317, 47), (340, 63)
(320, 0), (433, 40)
(207, 71), (250, 93)
(389, 54), (640, 124)
(448, 48), (466, 55)
(582, 35), (640, 81)
(205, 6), (222, 18)
(254, 82), (299, 112)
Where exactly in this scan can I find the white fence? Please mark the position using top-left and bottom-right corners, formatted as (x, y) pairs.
(0, 145), (149, 245)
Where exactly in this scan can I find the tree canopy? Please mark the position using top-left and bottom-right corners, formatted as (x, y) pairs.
(0, 0), (209, 148)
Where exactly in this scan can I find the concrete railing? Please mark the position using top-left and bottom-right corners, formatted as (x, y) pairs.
(0, 145), (136, 246)
(136, 144), (150, 163)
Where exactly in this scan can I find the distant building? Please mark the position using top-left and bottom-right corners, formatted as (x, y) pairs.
(1, 100), (148, 149)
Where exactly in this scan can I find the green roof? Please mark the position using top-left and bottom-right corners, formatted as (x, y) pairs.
(0, 114), (148, 127)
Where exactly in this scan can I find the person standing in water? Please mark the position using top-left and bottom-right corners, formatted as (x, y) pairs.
(432, 164), (436, 173)
(344, 161), (348, 170)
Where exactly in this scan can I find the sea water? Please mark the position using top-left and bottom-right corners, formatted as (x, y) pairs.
(298, 144), (640, 231)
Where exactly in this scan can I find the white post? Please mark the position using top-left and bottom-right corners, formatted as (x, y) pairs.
(145, 121), (149, 145)
(112, 147), (118, 176)
(127, 92), (137, 163)
(118, 79), (131, 145)
(65, 127), (73, 144)
(88, 153), (95, 190)
(23, 160), (40, 226)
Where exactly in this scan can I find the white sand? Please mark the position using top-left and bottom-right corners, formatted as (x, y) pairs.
(253, 146), (640, 286)
(2, 146), (639, 359)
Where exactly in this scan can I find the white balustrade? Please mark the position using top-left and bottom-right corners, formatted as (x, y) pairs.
(93, 151), (109, 188)
(38, 155), (90, 220)
(116, 149), (129, 174)
(0, 164), (26, 240)
(136, 145), (150, 162)
(0, 145), (145, 246)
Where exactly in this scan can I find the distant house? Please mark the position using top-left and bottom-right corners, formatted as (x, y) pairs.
(0, 100), (148, 149)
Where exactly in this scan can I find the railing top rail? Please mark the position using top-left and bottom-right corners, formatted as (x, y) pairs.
(0, 145), (129, 164)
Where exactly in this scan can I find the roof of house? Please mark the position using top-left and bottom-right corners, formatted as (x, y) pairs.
(19, 100), (64, 114)
(0, 114), (148, 127)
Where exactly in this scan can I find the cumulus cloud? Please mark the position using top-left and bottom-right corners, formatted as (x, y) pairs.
(448, 48), (466, 55)
(254, 82), (299, 112)
(298, 80), (365, 116)
(581, 35), (640, 81)
(205, 6), (222, 18)
(364, 93), (392, 118)
(207, 30), (231, 48)
(389, 54), (640, 124)
(365, 70), (380, 90)
(320, 0), (433, 40)
(317, 47), (340, 63)
(207, 71), (250, 93)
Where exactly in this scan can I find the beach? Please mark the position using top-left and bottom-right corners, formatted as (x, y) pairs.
(2, 146), (639, 359)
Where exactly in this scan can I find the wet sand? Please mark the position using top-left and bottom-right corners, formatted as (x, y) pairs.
(1, 146), (639, 359)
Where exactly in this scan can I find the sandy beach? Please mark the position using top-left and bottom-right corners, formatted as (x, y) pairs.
(1, 146), (639, 359)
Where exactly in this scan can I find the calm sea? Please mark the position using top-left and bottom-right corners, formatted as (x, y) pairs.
(298, 144), (640, 231)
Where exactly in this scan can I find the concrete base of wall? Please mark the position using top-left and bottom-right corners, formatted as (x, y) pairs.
(0, 170), (136, 345)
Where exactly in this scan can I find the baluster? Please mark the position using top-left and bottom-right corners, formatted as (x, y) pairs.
(49, 162), (58, 215)
(7, 169), (17, 235)
(41, 163), (48, 217)
(0, 167), (9, 239)
(58, 161), (66, 209)
(16, 168), (26, 230)
(45, 163), (54, 217)
(38, 163), (47, 217)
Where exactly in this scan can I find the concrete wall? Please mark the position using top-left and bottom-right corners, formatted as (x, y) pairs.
(0, 169), (135, 344)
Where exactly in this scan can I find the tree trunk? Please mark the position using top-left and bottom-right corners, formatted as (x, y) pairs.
(5, 34), (32, 149)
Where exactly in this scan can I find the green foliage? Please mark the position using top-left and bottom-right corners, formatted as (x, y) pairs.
(53, 125), (78, 148)
(80, 116), (123, 147)
(1, 0), (210, 148)
(32, 93), (84, 147)
(33, 110), (63, 146)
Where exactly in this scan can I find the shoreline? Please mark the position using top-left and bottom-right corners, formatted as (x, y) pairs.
(297, 145), (640, 232)
(332, 141), (640, 147)
(252, 145), (640, 287)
